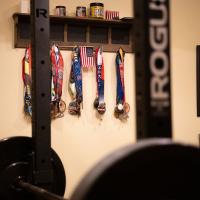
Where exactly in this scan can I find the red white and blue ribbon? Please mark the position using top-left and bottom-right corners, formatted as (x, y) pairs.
(93, 47), (106, 115)
(114, 47), (130, 120)
(22, 45), (66, 119)
(22, 46), (32, 117)
(68, 47), (83, 116)
(116, 48), (125, 105)
(50, 44), (66, 118)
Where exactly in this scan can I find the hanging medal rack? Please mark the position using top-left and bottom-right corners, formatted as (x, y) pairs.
(13, 13), (134, 53)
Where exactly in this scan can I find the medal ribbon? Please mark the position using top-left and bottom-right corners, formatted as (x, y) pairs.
(116, 48), (125, 105)
(68, 47), (83, 116)
(50, 45), (66, 118)
(22, 46), (32, 116)
(69, 62), (76, 99)
(73, 47), (83, 104)
(51, 45), (64, 102)
(96, 47), (105, 104)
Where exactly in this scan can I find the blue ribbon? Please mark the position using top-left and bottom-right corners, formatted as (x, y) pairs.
(116, 49), (125, 104)
(73, 47), (83, 103)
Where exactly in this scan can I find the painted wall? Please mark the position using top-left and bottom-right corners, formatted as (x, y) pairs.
(171, 0), (200, 145)
(0, 0), (200, 198)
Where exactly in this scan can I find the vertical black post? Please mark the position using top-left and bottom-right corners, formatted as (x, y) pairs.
(31, 0), (53, 184)
(134, 0), (172, 139)
(196, 45), (200, 116)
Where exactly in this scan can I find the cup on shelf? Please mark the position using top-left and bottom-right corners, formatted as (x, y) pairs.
(55, 6), (66, 16)
(90, 2), (104, 19)
(76, 6), (87, 17)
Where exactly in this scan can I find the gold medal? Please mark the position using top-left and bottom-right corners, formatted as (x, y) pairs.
(59, 100), (66, 113)
(124, 102), (130, 113)
(68, 101), (81, 116)
(97, 103), (106, 115)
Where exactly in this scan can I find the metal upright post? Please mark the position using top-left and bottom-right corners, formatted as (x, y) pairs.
(134, 0), (172, 139)
(31, 0), (53, 185)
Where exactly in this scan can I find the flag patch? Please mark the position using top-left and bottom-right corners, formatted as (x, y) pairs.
(80, 46), (95, 70)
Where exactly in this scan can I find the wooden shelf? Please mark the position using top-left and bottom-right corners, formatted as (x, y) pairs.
(13, 13), (134, 53)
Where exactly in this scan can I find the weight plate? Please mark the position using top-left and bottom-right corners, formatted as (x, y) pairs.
(0, 136), (66, 200)
(70, 139), (200, 200)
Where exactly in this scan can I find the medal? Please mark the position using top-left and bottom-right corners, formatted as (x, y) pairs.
(117, 103), (124, 113)
(114, 48), (130, 121)
(94, 47), (106, 116)
(50, 44), (66, 119)
(51, 99), (66, 119)
(97, 103), (106, 115)
(68, 47), (83, 116)
(68, 101), (81, 116)
(114, 103), (124, 118)
(22, 45), (66, 119)
(59, 100), (66, 113)
(124, 102), (130, 113)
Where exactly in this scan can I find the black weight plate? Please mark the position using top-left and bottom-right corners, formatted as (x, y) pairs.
(70, 139), (200, 200)
(0, 136), (66, 200)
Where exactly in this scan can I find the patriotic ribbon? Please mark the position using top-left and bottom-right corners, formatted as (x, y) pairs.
(94, 47), (106, 115)
(73, 47), (83, 104)
(51, 45), (64, 101)
(68, 47), (83, 116)
(22, 46), (32, 117)
(50, 44), (66, 118)
(22, 45), (66, 119)
(115, 47), (130, 120)
(116, 48), (125, 105)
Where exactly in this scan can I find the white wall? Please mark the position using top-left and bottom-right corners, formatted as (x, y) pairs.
(171, 0), (200, 145)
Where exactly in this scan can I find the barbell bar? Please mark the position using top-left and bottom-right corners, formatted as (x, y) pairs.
(17, 180), (67, 200)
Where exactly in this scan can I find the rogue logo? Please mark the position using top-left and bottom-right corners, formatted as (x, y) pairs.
(36, 8), (47, 18)
(149, 0), (170, 110)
